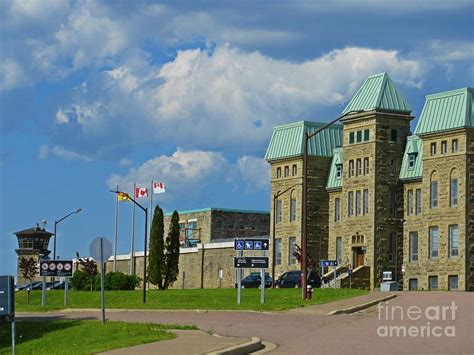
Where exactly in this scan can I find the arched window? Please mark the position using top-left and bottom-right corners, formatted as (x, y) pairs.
(430, 171), (438, 208)
(450, 169), (459, 207)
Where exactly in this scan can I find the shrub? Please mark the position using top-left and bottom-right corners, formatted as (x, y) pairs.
(71, 270), (91, 291)
(93, 272), (141, 290)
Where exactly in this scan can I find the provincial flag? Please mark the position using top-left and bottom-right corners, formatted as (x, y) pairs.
(135, 187), (149, 198)
(153, 181), (166, 194)
(118, 192), (130, 202)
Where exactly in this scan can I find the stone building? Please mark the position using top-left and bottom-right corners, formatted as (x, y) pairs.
(266, 73), (473, 291)
(107, 207), (270, 289)
(164, 207), (270, 246)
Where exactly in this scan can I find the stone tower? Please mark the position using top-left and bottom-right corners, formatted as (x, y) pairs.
(327, 73), (413, 289)
(265, 121), (343, 279)
(14, 224), (54, 285)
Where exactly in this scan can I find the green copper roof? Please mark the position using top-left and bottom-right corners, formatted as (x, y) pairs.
(265, 121), (343, 161)
(399, 135), (423, 181)
(326, 147), (344, 190)
(414, 87), (474, 135)
(342, 73), (411, 115)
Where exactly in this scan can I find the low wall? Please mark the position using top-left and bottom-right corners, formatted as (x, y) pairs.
(104, 242), (267, 289)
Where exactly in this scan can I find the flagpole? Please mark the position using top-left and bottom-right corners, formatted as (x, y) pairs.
(113, 185), (119, 272)
(130, 182), (136, 275)
(150, 180), (153, 236)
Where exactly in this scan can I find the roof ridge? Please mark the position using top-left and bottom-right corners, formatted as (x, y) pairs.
(374, 73), (388, 107)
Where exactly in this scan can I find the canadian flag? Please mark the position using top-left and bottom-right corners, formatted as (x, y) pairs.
(135, 187), (149, 198)
(153, 182), (166, 194)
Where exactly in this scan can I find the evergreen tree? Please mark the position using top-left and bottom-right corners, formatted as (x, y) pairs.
(164, 210), (180, 289)
(148, 205), (165, 289)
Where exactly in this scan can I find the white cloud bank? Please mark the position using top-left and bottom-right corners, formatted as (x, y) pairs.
(54, 45), (425, 156)
(107, 149), (269, 204)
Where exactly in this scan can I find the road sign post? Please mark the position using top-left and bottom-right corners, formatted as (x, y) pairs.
(234, 238), (270, 305)
(0, 276), (15, 355)
(90, 237), (113, 324)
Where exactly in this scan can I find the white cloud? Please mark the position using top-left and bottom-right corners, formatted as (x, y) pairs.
(107, 149), (229, 197)
(0, 58), (28, 90)
(119, 158), (133, 167)
(55, 110), (69, 125)
(237, 156), (271, 191)
(107, 149), (268, 204)
(428, 40), (474, 62)
(57, 45), (424, 156)
(38, 145), (92, 162)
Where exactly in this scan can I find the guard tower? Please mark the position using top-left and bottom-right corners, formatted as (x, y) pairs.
(14, 223), (54, 284)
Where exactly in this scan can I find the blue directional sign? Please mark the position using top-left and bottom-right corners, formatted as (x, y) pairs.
(235, 240), (245, 250)
(234, 238), (270, 251)
(320, 260), (338, 267)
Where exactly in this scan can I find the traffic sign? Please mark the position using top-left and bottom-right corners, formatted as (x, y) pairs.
(320, 260), (338, 267)
(234, 256), (269, 268)
(90, 237), (113, 261)
(234, 238), (269, 251)
(39, 260), (73, 277)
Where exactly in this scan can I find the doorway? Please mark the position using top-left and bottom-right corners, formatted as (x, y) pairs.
(352, 247), (365, 268)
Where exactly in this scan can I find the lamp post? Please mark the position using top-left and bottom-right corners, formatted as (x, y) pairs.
(301, 110), (363, 299)
(110, 190), (148, 303)
(54, 208), (82, 260)
(272, 182), (302, 287)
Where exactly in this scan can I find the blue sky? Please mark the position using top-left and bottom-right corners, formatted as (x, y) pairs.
(1, 0), (473, 276)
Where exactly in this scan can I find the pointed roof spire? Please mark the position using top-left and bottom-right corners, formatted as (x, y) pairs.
(342, 73), (411, 115)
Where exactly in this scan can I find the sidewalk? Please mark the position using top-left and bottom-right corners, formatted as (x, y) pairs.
(100, 330), (254, 355)
(286, 291), (396, 316)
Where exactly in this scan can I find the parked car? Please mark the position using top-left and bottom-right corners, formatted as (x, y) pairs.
(236, 273), (273, 288)
(276, 270), (321, 288)
(16, 281), (43, 291)
(50, 281), (70, 290)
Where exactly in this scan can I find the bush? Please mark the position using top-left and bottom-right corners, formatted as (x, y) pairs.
(93, 272), (141, 291)
(71, 270), (92, 291)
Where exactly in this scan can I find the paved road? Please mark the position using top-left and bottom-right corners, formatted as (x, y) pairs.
(20, 292), (473, 354)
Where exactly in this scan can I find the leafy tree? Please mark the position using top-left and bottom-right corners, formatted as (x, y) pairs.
(148, 205), (165, 289)
(18, 257), (38, 304)
(78, 257), (98, 291)
(164, 211), (180, 289)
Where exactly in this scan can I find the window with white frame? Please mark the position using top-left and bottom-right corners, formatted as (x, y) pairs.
(363, 189), (369, 215)
(275, 238), (282, 265)
(416, 189), (422, 215)
(409, 232), (418, 262)
(429, 226), (439, 259)
(335, 198), (341, 222)
(407, 189), (414, 215)
(449, 225), (458, 257)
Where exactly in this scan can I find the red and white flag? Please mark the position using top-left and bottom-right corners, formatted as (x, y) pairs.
(135, 187), (149, 198)
(153, 181), (166, 194)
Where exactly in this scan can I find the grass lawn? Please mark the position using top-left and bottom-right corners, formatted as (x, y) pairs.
(0, 320), (196, 354)
(15, 288), (367, 312)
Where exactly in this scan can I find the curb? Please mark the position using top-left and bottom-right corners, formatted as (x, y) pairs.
(327, 293), (397, 315)
(207, 337), (264, 355)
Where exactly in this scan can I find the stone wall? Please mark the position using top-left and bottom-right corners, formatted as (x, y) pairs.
(269, 157), (303, 280)
(402, 129), (471, 291)
(105, 242), (267, 289)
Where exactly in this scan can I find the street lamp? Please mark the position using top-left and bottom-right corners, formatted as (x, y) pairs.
(110, 190), (148, 303)
(272, 182), (302, 287)
(301, 110), (363, 299)
(54, 208), (82, 260)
